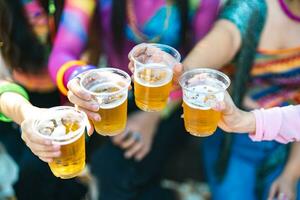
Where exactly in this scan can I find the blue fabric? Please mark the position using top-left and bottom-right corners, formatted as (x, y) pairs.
(201, 131), (300, 200)
(0, 143), (19, 198)
(126, 5), (181, 47)
(90, 104), (187, 200)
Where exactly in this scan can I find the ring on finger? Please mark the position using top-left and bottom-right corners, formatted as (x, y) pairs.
(131, 131), (141, 141)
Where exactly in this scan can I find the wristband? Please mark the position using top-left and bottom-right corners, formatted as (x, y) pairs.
(0, 83), (29, 122)
(56, 60), (86, 95)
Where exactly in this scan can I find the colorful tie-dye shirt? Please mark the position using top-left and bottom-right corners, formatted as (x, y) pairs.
(49, 0), (221, 86)
(248, 47), (300, 108)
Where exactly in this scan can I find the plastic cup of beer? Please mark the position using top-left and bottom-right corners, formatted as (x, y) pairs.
(129, 43), (181, 112)
(80, 68), (131, 136)
(33, 106), (87, 179)
(179, 68), (230, 137)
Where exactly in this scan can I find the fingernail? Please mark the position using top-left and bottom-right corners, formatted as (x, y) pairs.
(94, 115), (101, 122)
(92, 104), (99, 111)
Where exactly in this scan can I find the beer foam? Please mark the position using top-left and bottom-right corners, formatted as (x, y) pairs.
(134, 67), (173, 87)
(83, 71), (126, 86)
(132, 44), (179, 67)
(98, 94), (127, 109)
(183, 81), (226, 110)
(89, 82), (127, 109)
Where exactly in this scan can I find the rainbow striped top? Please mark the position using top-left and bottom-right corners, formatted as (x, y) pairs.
(248, 47), (300, 108)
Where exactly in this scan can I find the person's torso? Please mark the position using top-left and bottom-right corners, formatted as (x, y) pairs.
(246, 0), (300, 108)
(98, 0), (220, 71)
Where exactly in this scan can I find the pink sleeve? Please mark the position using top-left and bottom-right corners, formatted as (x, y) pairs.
(250, 105), (300, 144)
(48, 0), (96, 83)
(192, 0), (220, 41)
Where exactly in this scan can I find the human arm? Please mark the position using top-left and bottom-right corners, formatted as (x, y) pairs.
(48, 0), (97, 94)
(0, 81), (31, 124)
(0, 81), (60, 162)
(251, 106), (300, 144)
(183, 19), (241, 70)
(217, 92), (300, 144)
(183, 0), (266, 70)
(48, 0), (101, 121)
(268, 142), (300, 200)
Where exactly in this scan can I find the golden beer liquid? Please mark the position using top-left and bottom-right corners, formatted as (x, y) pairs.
(49, 121), (86, 179)
(134, 67), (172, 112)
(183, 101), (221, 137)
(90, 84), (128, 136)
(93, 98), (128, 135)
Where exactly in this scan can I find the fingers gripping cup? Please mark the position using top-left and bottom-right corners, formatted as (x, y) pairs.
(80, 68), (131, 136)
(129, 43), (181, 112)
(33, 106), (87, 179)
(179, 68), (230, 137)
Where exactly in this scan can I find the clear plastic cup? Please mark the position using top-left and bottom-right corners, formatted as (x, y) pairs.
(33, 106), (87, 179)
(179, 68), (230, 137)
(80, 68), (131, 136)
(129, 43), (181, 112)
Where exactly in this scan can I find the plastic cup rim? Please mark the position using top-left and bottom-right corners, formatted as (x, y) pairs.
(80, 67), (131, 97)
(179, 68), (231, 95)
(32, 106), (87, 141)
(129, 43), (181, 68)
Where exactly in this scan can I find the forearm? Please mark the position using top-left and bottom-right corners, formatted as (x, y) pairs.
(0, 91), (33, 125)
(230, 110), (256, 133)
(227, 109), (256, 133)
(48, 0), (96, 82)
(281, 142), (300, 178)
(183, 20), (241, 70)
(250, 106), (300, 143)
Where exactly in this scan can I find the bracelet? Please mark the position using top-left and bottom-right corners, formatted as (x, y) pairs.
(68, 65), (97, 81)
(0, 83), (29, 122)
(56, 60), (86, 95)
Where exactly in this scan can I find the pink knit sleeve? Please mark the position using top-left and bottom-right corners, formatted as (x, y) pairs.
(48, 0), (96, 83)
(250, 105), (300, 144)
